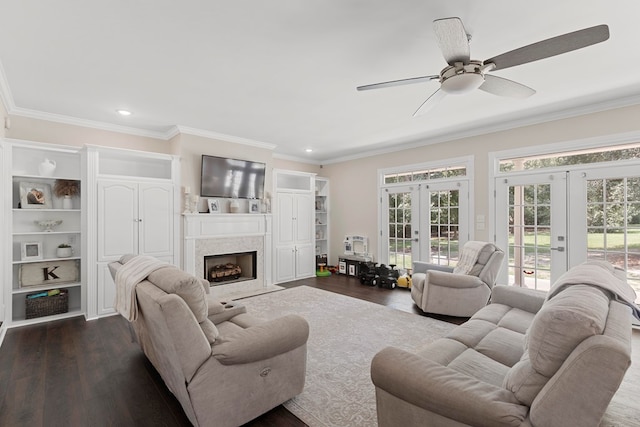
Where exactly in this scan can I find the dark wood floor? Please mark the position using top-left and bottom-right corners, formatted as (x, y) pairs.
(0, 275), (465, 427)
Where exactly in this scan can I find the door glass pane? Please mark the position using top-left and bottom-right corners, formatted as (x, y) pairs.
(428, 190), (460, 266)
(387, 191), (412, 270)
(586, 177), (640, 302)
(507, 183), (552, 291)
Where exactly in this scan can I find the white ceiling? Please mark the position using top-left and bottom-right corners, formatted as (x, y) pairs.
(1, 1), (640, 163)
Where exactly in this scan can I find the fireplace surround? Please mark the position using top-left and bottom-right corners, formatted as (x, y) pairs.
(183, 213), (272, 298)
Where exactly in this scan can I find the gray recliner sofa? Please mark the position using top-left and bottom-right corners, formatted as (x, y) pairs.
(372, 261), (635, 427)
(109, 255), (309, 427)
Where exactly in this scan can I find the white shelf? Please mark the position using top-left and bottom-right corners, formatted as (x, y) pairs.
(13, 231), (81, 236)
(12, 281), (82, 295)
(13, 256), (81, 265)
(13, 208), (81, 212)
(10, 309), (84, 327)
(12, 173), (80, 181)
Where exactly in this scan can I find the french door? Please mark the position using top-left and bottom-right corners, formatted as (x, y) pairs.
(495, 172), (568, 290)
(381, 181), (469, 271)
(568, 165), (640, 300)
(496, 165), (640, 301)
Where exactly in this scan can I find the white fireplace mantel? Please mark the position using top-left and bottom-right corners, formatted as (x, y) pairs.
(183, 213), (272, 298)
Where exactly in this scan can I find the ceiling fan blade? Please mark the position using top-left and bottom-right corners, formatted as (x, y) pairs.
(357, 75), (439, 91)
(433, 17), (470, 65)
(413, 89), (447, 117)
(478, 75), (536, 98)
(485, 24), (609, 71)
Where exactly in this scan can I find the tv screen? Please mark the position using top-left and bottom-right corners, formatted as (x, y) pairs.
(200, 155), (266, 199)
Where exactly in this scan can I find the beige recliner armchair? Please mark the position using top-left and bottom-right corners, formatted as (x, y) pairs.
(109, 255), (309, 427)
(411, 241), (504, 317)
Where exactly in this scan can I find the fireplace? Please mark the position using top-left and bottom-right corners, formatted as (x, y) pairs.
(204, 251), (257, 285)
(183, 213), (273, 299)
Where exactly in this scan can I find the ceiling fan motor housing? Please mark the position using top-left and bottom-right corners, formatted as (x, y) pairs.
(440, 61), (484, 95)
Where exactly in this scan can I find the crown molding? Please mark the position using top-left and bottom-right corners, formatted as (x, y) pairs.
(272, 151), (322, 165)
(175, 125), (277, 150)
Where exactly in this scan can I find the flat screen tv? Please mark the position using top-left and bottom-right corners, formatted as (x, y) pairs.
(200, 155), (266, 199)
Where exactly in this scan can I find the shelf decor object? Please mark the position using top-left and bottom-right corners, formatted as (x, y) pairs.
(35, 219), (63, 232)
(19, 181), (53, 209)
(56, 244), (73, 258)
(38, 158), (57, 177)
(19, 259), (80, 287)
(26, 289), (69, 319)
(53, 179), (80, 209)
(21, 242), (43, 261)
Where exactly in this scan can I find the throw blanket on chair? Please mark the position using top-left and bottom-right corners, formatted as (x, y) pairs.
(548, 260), (640, 321)
(114, 255), (168, 322)
(453, 241), (492, 275)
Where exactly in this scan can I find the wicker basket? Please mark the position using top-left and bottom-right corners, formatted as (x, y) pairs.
(25, 289), (69, 319)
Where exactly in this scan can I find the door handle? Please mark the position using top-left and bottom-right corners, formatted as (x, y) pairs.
(550, 247), (565, 252)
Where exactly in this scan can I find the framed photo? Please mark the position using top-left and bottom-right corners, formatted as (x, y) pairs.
(207, 198), (220, 213)
(249, 199), (261, 214)
(21, 242), (43, 261)
(19, 182), (53, 209)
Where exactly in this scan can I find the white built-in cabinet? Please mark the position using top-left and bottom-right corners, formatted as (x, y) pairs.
(273, 170), (316, 283)
(2, 139), (85, 327)
(85, 146), (179, 318)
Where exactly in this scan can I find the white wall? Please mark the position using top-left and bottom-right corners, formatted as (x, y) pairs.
(322, 104), (640, 265)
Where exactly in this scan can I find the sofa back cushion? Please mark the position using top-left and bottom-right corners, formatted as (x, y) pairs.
(503, 284), (609, 405)
(147, 266), (219, 343)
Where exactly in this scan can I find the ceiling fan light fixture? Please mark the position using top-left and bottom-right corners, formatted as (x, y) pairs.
(440, 62), (485, 95)
(441, 73), (484, 94)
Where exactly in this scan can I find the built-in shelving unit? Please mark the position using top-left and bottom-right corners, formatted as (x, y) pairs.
(3, 140), (85, 326)
(315, 177), (330, 266)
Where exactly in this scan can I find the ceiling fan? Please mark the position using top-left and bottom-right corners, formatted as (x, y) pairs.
(357, 18), (609, 117)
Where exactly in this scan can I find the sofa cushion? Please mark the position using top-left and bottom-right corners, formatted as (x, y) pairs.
(526, 285), (609, 377)
(503, 284), (610, 405)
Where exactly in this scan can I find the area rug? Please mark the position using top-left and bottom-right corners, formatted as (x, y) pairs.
(239, 286), (457, 427)
(241, 286), (640, 427)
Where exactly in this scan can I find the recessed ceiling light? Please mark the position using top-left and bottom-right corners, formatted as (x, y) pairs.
(116, 109), (132, 116)
(305, 148), (313, 153)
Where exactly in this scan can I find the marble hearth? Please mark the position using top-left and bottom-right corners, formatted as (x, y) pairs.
(183, 213), (274, 299)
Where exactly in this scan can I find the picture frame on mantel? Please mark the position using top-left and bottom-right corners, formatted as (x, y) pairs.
(248, 199), (260, 214)
(207, 198), (220, 213)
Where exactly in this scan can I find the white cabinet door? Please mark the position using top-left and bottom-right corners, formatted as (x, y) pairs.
(295, 193), (314, 245)
(98, 181), (138, 261)
(276, 193), (295, 245)
(273, 191), (316, 283)
(275, 246), (296, 283)
(139, 183), (173, 258)
(295, 244), (315, 278)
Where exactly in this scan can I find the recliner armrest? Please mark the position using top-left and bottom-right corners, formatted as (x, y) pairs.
(371, 346), (528, 427)
(413, 261), (454, 275)
(426, 270), (485, 289)
(212, 314), (309, 365)
(490, 285), (546, 314)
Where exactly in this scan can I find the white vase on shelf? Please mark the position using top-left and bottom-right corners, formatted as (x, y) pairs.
(62, 195), (73, 209)
(38, 158), (57, 177)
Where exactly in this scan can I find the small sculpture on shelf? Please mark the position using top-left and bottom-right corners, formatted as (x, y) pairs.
(53, 179), (80, 209)
(35, 219), (63, 232)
